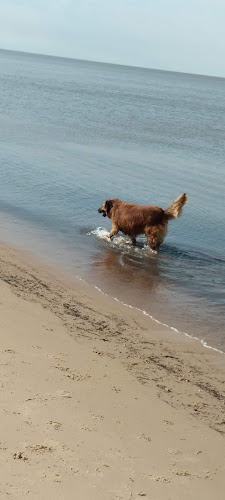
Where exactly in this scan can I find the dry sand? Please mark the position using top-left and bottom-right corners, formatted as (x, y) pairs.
(0, 240), (225, 499)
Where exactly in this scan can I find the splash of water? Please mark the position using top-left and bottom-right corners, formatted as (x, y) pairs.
(87, 227), (157, 256)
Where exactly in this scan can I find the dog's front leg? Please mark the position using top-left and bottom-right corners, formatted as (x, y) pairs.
(108, 224), (119, 239)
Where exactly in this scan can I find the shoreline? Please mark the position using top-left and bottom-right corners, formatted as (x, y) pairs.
(0, 239), (225, 498)
(74, 272), (225, 355)
(0, 224), (224, 355)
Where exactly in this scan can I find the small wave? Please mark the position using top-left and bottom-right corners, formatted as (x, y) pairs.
(87, 227), (109, 240)
(162, 242), (225, 265)
(87, 226), (133, 247)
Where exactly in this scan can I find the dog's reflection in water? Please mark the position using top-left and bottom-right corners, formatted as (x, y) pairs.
(93, 247), (165, 301)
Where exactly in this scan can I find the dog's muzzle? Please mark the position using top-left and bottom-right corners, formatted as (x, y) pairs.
(98, 208), (106, 217)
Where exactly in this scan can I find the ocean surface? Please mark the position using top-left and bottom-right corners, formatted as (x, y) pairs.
(0, 49), (225, 351)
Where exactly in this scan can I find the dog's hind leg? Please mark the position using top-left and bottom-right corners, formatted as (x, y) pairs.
(145, 226), (163, 251)
(146, 236), (160, 251)
(130, 237), (136, 246)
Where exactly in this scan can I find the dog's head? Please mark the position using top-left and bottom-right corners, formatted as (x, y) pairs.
(98, 200), (113, 218)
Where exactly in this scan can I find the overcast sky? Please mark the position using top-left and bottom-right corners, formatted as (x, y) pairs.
(0, 0), (224, 77)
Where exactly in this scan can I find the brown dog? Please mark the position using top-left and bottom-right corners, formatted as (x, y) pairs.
(98, 194), (187, 251)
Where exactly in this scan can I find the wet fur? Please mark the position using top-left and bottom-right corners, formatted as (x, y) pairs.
(98, 194), (187, 251)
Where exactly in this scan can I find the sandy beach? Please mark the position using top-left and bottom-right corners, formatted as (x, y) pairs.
(0, 240), (225, 499)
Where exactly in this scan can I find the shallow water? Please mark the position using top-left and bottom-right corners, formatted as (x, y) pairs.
(0, 49), (225, 350)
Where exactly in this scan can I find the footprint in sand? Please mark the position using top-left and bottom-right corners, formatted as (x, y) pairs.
(172, 469), (191, 477)
(138, 433), (151, 442)
(149, 475), (170, 483)
(90, 412), (104, 421)
(53, 363), (90, 381)
(27, 444), (53, 454)
(48, 421), (62, 431)
(13, 451), (28, 461)
(168, 448), (181, 455)
(59, 390), (72, 399)
(162, 419), (174, 426)
(81, 424), (96, 432)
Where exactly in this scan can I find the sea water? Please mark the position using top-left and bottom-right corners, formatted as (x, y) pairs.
(0, 49), (225, 350)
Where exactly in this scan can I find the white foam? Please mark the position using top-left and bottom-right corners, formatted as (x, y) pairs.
(87, 227), (109, 240)
(87, 226), (134, 248)
(87, 226), (157, 256)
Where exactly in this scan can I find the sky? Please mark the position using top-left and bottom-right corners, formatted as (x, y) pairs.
(0, 0), (224, 77)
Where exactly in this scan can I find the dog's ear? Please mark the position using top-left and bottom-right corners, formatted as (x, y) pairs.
(105, 200), (113, 213)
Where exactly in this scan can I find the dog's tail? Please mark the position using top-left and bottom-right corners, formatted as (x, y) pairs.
(164, 193), (188, 221)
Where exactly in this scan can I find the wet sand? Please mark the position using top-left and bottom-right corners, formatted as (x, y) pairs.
(0, 240), (225, 499)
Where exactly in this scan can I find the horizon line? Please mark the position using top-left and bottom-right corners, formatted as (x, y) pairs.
(0, 47), (224, 81)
